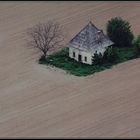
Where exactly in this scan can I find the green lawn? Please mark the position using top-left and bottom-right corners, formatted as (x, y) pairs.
(39, 47), (137, 76)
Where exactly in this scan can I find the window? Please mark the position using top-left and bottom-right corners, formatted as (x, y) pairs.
(85, 56), (87, 62)
(73, 52), (75, 57)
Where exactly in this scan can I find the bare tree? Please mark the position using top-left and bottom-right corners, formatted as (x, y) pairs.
(27, 21), (64, 59)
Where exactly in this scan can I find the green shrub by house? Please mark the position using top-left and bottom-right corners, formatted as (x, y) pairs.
(103, 47), (119, 63)
(92, 47), (119, 65)
(132, 34), (140, 56)
(92, 52), (103, 65)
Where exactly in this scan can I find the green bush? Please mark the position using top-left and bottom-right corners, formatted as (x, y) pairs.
(103, 47), (119, 63)
(107, 17), (134, 47)
(132, 34), (140, 56)
(92, 47), (118, 65)
(92, 51), (103, 65)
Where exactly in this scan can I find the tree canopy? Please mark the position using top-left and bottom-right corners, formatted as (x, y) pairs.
(106, 17), (134, 47)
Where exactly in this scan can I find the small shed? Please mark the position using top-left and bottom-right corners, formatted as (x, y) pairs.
(67, 21), (114, 65)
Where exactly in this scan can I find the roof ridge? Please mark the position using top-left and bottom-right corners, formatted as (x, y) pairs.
(88, 21), (100, 31)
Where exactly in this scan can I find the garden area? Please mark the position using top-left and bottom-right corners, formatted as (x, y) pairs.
(39, 47), (137, 76)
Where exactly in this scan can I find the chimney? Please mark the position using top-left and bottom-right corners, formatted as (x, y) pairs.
(97, 29), (103, 34)
(88, 21), (92, 26)
(97, 30), (103, 43)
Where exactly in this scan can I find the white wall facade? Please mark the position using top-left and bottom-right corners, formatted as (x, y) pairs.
(69, 46), (93, 65)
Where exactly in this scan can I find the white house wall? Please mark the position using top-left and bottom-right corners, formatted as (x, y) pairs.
(69, 47), (92, 65)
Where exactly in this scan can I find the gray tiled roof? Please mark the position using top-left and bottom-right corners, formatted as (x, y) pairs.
(69, 21), (114, 54)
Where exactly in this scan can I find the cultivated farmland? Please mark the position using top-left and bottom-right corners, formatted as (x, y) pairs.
(0, 1), (140, 138)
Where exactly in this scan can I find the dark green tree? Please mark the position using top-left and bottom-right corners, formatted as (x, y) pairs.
(107, 17), (134, 47)
(92, 51), (103, 65)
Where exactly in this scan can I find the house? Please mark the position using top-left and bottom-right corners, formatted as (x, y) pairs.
(67, 21), (114, 65)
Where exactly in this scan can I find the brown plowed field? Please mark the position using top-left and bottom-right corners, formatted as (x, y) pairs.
(0, 1), (140, 138)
